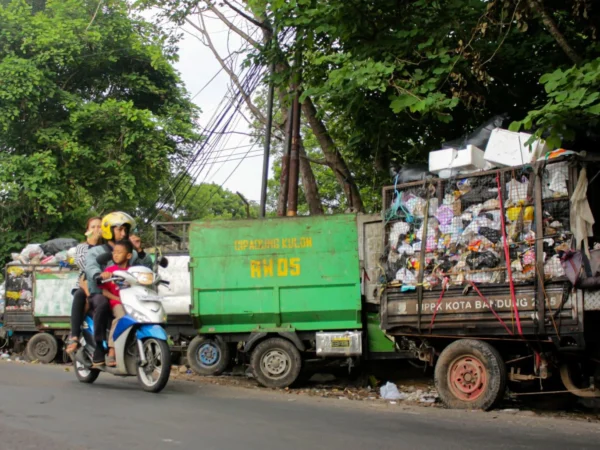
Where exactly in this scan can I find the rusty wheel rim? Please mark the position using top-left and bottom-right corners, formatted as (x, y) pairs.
(447, 355), (488, 402)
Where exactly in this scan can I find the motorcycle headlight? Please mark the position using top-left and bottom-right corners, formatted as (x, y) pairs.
(134, 272), (154, 286)
(123, 305), (152, 323)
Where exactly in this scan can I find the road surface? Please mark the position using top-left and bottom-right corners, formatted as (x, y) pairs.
(0, 361), (598, 450)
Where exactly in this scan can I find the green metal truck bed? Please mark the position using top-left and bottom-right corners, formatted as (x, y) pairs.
(189, 214), (362, 333)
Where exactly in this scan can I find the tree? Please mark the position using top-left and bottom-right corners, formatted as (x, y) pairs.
(175, 183), (258, 220)
(0, 0), (199, 264)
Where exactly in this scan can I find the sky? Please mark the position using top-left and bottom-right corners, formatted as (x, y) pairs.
(155, 9), (267, 203)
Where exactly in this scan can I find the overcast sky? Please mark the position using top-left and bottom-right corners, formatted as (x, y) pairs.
(161, 10), (267, 202)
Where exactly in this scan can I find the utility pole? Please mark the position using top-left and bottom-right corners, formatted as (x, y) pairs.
(286, 44), (302, 217)
(259, 62), (275, 219)
(277, 106), (293, 216)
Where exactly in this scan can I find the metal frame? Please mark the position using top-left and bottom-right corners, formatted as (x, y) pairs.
(380, 156), (585, 342)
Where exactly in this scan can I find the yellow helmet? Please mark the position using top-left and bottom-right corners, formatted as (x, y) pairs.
(101, 212), (137, 240)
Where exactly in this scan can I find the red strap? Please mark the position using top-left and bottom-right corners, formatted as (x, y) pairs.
(496, 172), (523, 336)
(469, 281), (515, 336)
(428, 283), (446, 333)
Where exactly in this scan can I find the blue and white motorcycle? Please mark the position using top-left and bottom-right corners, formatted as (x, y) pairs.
(74, 260), (172, 393)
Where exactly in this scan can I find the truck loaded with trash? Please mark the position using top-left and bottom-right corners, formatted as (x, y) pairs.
(3, 125), (600, 411)
(161, 126), (600, 410)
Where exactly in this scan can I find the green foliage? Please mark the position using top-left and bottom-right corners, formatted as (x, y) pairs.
(253, 0), (599, 169)
(510, 58), (600, 148)
(0, 0), (199, 266)
(176, 183), (258, 220)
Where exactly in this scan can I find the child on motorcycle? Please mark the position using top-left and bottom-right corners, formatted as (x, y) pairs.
(99, 240), (134, 367)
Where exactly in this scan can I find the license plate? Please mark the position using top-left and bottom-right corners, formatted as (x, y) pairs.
(331, 338), (350, 348)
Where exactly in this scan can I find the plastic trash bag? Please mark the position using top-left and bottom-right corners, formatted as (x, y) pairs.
(380, 382), (407, 400)
(442, 114), (508, 150)
(40, 238), (78, 256)
(20, 244), (44, 262)
(395, 268), (417, 285)
(479, 227), (501, 243)
(467, 251), (501, 270)
(398, 243), (415, 256)
(389, 222), (411, 248)
(390, 164), (431, 184)
(545, 255), (565, 279)
(507, 178), (529, 205)
(435, 205), (455, 226)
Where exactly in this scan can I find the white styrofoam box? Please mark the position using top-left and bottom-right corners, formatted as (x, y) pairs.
(157, 255), (192, 315)
(429, 145), (488, 177)
(484, 128), (548, 167)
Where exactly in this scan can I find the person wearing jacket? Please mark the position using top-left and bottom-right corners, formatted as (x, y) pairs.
(65, 216), (103, 357)
(84, 212), (153, 366)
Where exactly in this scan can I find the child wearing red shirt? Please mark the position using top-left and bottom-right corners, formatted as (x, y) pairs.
(99, 240), (133, 367)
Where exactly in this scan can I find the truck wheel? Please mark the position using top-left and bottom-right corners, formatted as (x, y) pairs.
(435, 339), (506, 410)
(187, 336), (230, 376)
(250, 337), (302, 389)
(26, 333), (58, 364)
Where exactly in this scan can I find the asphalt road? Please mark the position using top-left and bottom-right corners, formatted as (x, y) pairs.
(0, 361), (599, 450)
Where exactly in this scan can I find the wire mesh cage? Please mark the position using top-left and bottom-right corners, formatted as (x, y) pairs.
(4, 265), (34, 311)
(382, 159), (575, 292)
(153, 222), (192, 254)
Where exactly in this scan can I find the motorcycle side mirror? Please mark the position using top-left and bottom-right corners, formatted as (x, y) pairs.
(158, 256), (169, 268)
(96, 252), (113, 266)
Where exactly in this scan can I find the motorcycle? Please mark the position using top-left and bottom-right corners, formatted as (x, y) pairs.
(74, 258), (172, 393)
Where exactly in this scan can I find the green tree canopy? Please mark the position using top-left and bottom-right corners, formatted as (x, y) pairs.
(0, 0), (199, 262)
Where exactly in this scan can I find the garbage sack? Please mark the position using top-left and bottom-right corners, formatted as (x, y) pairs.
(479, 227), (501, 243)
(507, 177), (529, 205)
(435, 205), (455, 226)
(404, 195), (427, 218)
(389, 222), (411, 247)
(54, 251), (68, 262)
(442, 114), (508, 150)
(466, 271), (495, 283)
(398, 243), (415, 256)
(545, 255), (565, 279)
(67, 247), (78, 259)
(40, 238), (78, 256)
(20, 244), (44, 262)
(380, 382), (407, 400)
(467, 251), (500, 270)
(395, 268), (417, 285)
(390, 164), (431, 184)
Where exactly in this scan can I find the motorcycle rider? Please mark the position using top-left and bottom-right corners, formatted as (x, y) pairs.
(84, 212), (153, 366)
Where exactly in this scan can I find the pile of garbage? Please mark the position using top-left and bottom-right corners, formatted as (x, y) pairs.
(3, 238), (79, 312)
(385, 156), (572, 288)
(9, 238), (79, 267)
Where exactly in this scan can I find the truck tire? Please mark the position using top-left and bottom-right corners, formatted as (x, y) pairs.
(250, 337), (302, 389)
(435, 339), (506, 410)
(187, 336), (230, 376)
(26, 333), (58, 364)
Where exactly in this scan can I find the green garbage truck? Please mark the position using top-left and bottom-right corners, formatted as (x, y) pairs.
(173, 154), (600, 410)
(173, 214), (399, 388)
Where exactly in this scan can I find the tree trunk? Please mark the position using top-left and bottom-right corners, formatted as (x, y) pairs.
(252, 7), (363, 212)
(301, 97), (365, 212)
(299, 137), (324, 215)
(276, 95), (323, 215)
(527, 0), (582, 64)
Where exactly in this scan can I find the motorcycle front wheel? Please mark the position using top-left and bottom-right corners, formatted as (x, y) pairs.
(136, 338), (171, 393)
